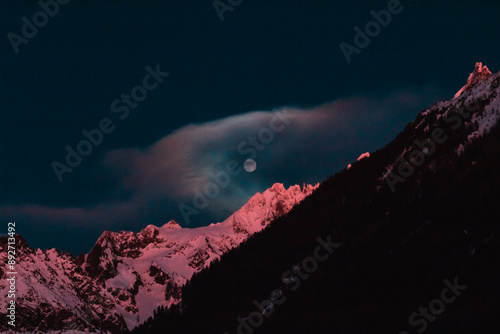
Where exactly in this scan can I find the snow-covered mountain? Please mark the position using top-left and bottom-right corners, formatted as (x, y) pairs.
(3, 62), (500, 334)
(131, 62), (500, 334)
(453, 62), (493, 99)
(379, 62), (500, 189)
(0, 183), (318, 333)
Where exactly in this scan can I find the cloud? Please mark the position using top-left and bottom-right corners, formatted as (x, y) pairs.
(0, 87), (442, 232)
(0, 200), (143, 227)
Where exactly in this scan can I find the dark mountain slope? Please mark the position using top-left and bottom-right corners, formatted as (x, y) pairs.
(132, 67), (500, 334)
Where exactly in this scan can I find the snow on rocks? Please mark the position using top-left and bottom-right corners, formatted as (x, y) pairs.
(454, 62), (492, 99)
(0, 183), (319, 332)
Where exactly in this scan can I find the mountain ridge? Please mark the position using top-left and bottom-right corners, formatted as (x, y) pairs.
(0, 182), (318, 333)
(131, 63), (500, 334)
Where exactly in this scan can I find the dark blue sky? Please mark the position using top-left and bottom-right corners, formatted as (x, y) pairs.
(1, 0), (499, 254)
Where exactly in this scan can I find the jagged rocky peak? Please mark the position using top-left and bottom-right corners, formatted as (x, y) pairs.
(266, 182), (319, 195)
(269, 182), (286, 192)
(96, 229), (114, 247)
(301, 182), (318, 193)
(0, 181), (319, 333)
(0, 234), (30, 251)
(454, 62), (493, 99)
(140, 224), (160, 238)
(162, 219), (182, 230)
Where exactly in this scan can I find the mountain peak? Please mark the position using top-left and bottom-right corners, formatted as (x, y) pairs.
(269, 183), (286, 193)
(96, 229), (114, 247)
(454, 62), (492, 99)
(162, 220), (182, 229)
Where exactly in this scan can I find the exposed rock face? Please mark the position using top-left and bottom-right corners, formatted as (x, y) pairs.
(454, 62), (492, 99)
(0, 183), (317, 333)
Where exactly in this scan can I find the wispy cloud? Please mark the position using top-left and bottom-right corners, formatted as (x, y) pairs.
(0, 87), (442, 233)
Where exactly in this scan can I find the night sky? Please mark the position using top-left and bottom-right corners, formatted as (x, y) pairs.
(1, 0), (499, 254)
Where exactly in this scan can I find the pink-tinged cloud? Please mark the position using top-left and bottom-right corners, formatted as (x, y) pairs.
(0, 87), (441, 228)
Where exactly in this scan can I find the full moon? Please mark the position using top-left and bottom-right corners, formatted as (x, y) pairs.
(243, 159), (257, 172)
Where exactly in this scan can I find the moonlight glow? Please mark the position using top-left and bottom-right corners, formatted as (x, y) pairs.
(243, 159), (257, 172)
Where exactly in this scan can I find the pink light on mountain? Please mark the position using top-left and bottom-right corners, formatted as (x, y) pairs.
(454, 62), (492, 99)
